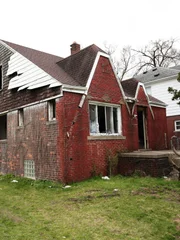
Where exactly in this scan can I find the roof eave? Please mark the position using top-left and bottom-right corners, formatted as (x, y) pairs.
(62, 84), (87, 94)
(144, 74), (178, 85)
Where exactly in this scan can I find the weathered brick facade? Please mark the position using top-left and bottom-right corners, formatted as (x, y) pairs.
(0, 42), (168, 183)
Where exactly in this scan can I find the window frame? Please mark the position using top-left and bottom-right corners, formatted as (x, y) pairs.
(18, 109), (24, 127)
(0, 65), (3, 90)
(48, 99), (56, 121)
(0, 114), (7, 140)
(174, 120), (180, 132)
(89, 101), (122, 136)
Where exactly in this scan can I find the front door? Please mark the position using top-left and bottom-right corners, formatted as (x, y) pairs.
(137, 107), (147, 149)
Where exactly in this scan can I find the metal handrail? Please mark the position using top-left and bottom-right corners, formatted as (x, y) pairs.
(171, 135), (180, 150)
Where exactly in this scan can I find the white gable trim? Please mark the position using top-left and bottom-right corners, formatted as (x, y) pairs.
(134, 82), (155, 119)
(85, 52), (126, 97)
(84, 51), (130, 113)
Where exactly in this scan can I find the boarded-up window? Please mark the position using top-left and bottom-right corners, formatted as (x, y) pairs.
(0, 115), (7, 140)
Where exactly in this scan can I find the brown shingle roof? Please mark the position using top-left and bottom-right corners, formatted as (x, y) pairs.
(2, 40), (106, 87)
(121, 78), (139, 98)
(57, 44), (106, 86)
(148, 94), (166, 106)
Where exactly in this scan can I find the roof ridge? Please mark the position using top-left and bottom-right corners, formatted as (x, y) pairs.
(1, 39), (63, 59)
(57, 43), (104, 63)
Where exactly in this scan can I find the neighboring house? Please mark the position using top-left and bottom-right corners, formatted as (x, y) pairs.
(0, 40), (167, 182)
(135, 67), (180, 147)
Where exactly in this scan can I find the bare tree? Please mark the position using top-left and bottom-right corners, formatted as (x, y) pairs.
(133, 38), (180, 74)
(104, 43), (139, 80)
(104, 38), (180, 80)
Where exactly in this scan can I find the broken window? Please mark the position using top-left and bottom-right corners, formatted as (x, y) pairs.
(0, 115), (7, 140)
(48, 99), (56, 121)
(24, 160), (35, 179)
(0, 65), (2, 90)
(89, 103), (121, 135)
(18, 109), (24, 127)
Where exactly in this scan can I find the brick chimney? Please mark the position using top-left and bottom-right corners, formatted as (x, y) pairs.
(70, 42), (80, 55)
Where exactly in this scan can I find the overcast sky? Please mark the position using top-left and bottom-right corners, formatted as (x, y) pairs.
(1, 0), (180, 58)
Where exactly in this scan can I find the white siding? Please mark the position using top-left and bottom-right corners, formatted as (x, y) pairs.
(146, 78), (180, 116)
(7, 52), (61, 91)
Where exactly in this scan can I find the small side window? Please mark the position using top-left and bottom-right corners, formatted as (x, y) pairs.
(174, 120), (180, 132)
(18, 109), (24, 127)
(0, 115), (7, 140)
(48, 99), (56, 121)
(0, 65), (2, 90)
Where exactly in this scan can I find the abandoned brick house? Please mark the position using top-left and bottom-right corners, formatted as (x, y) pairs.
(0, 40), (167, 182)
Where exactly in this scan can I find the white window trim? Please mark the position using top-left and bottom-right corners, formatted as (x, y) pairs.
(48, 99), (56, 121)
(89, 101), (122, 136)
(18, 109), (24, 127)
(174, 120), (180, 132)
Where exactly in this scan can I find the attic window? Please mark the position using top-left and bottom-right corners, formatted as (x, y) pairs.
(152, 68), (157, 71)
(154, 73), (160, 77)
(0, 65), (2, 90)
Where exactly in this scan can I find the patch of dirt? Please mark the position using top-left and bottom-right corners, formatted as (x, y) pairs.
(131, 187), (180, 203)
(68, 192), (120, 203)
(0, 209), (23, 223)
(174, 216), (180, 231)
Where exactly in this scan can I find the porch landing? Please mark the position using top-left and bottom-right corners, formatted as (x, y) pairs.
(118, 150), (179, 177)
(120, 150), (179, 158)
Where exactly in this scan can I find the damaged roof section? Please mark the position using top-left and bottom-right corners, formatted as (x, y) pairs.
(1, 40), (106, 91)
(7, 52), (62, 90)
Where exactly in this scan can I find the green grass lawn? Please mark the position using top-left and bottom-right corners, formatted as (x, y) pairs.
(0, 175), (179, 240)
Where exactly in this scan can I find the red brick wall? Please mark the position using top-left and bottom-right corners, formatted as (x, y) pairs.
(147, 106), (167, 150)
(56, 56), (129, 182)
(136, 86), (149, 106)
(56, 57), (168, 182)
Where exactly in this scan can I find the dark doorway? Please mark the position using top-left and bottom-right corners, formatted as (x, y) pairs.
(137, 107), (147, 149)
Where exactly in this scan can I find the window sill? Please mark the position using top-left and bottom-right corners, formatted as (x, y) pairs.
(46, 120), (57, 125)
(88, 135), (126, 141)
(0, 139), (7, 143)
(17, 126), (24, 129)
